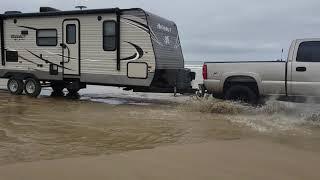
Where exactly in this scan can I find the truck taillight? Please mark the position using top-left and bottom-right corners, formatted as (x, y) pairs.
(202, 64), (208, 80)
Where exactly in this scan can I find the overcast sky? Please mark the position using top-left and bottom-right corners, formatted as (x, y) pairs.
(2, 0), (320, 62)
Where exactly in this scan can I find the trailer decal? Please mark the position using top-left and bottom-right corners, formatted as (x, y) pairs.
(122, 17), (164, 47)
(18, 55), (42, 66)
(44, 51), (78, 60)
(25, 49), (73, 71)
(18, 25), (38, 30)
(122, 18), (149, 32)
(120, 41), (144, 61)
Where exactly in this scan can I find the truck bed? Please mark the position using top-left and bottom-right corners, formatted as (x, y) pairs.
(204, 61), (287, 95)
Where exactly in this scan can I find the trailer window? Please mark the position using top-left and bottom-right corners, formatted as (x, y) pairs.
(36, 29), (57, 46)
(66, 24), (76, 44)
(297, 41), (320, 62)
(103, 21), (116, 51)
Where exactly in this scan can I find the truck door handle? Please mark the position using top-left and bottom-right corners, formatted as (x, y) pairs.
(296, 67), (306, 72)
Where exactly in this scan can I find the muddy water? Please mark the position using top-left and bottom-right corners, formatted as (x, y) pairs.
(1, 85), (320, 166)
(183, 97), (320, 149)
(0, 89), (253, 165)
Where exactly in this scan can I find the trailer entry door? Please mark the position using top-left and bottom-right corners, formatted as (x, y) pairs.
(62, 20), (80, 76)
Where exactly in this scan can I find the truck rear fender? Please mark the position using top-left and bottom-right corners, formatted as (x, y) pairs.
(220, 73), (262, 95)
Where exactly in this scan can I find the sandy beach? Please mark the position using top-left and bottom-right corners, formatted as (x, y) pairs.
(0, 139), (319, 180)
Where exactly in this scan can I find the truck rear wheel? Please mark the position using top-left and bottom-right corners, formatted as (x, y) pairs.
(224, 85), (258, 104)
(7, 78), (24, 95)
(24, 78), (42, 97)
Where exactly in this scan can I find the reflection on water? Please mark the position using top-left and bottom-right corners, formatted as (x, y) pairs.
(0, 91), (248, 165)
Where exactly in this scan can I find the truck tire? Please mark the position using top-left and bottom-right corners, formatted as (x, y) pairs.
(7, 78), (24, 95)
(224, 85), (258, 104)
(24, 78), (42, 97)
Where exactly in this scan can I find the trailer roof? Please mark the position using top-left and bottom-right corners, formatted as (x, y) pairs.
(1, 8), (143, 19)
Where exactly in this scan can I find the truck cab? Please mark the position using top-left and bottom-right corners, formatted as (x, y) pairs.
(287, 39), (320, 96)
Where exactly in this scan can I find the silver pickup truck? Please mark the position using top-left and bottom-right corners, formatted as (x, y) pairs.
(201, 38), (320, 103)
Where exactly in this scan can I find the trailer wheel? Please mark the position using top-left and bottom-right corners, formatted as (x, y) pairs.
(51, 83), (65, 97)
(173, 86), (177, 97)
(51, 83), (65, 92)
(7, 78), (24, 95)
(224, 85), (258, 104)
(24, 78), (42, 97)
(67, 88), (80, 94)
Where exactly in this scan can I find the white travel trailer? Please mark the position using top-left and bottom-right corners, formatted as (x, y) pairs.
(0, 7), (195, 97)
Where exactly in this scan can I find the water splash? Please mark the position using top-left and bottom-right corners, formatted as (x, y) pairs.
(180, 96), (320, 134)
(180, 96), (249, 114)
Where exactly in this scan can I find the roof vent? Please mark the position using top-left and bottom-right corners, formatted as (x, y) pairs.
(4, 11), (22, 15)
(39, 7), (61, 13)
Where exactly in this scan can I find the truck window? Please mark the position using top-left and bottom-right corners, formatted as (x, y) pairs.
(66, 24), (76, 44)
(297, 41), (320, 62)
(36, 29), (57, 46)
(103, 21), (116, 51)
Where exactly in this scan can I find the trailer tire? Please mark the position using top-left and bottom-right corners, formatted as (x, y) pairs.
(67, 88), (80, 94)
(7, 78), (24, 95)
(224, 85), (258, 104)
(24, 78), (42, 97)
(51, 83), (65, 92)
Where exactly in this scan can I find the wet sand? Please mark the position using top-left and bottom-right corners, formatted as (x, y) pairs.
(0, 89), (255, 165)
(0, 139), (319, 180)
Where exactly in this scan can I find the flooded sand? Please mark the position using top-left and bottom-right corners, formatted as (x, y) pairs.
(1, 139), (320, 180)
(0, 84), (320, 168)
(0, 88), (252, 166)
